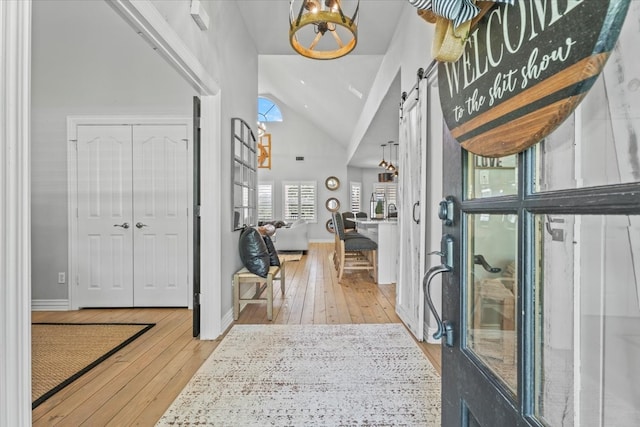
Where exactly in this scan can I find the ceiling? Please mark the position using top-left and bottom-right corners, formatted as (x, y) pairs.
(236, 0), (408, 168)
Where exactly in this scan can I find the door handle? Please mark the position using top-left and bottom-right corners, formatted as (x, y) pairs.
(412, 201), (420, 224)
(423, 234), (455, 347)
(113, 222), (129, 229)
(136, 222), (148, 229)
(474, 254), (502, 273)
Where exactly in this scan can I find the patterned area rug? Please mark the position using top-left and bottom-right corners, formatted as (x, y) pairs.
(158, 324), (441, 426)
(32, 322), (154, 408)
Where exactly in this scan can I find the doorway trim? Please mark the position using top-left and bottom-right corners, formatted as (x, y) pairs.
(66, 116), (194, 310)
(2, 0), (222, 423)
(1, 1), (32, 425)
(107, 0), (222, 340)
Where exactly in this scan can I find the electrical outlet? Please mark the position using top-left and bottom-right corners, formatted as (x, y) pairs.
(58, 272), (66, 284)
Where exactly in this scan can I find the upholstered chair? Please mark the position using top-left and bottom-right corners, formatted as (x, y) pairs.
(332, 212), (377, 283)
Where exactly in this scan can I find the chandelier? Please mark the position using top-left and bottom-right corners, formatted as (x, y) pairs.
(289, 0), (359, 60)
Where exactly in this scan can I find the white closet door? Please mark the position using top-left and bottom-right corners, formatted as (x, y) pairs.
(397, 79), (428, 339)
(76, 125), (134, 307)
(132, 125), (189, 306)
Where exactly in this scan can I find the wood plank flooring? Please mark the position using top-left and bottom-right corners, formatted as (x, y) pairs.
(32, 242), (441, 426)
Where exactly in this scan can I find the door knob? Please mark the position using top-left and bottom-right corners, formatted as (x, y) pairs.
(136, 222), (148, 229)
(113, 222), (129, 229)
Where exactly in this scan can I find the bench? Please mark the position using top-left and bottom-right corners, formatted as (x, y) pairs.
(232, 262), (285, 321)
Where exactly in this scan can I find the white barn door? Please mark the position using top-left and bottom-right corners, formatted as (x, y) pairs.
(75, 123), (189, 307)
(397, 78), (428, 339)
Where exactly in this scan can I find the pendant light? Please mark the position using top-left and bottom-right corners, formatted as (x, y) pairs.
(378, 143), (388, 168)
(393, 143), (399, 177)
(386, 141), (396, 172)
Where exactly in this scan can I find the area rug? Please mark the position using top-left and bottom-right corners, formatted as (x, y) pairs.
(278, 252), (303, 262)
(31, 322), (155, 408)
(157, 323), (441, 426)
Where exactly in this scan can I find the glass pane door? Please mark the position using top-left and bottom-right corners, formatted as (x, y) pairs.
(466, 212), (518, 394)
(534, 215), (640, 427)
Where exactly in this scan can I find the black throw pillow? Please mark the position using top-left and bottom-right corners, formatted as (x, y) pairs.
(238, 227), (270, 277)
(262, 235), (280, 267)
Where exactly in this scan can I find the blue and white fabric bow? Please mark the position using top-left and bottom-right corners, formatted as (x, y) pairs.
(408, 0), (515, 29)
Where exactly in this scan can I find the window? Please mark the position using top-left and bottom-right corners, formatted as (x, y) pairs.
(258, 183), (274, 221)
(283, 181), (317, 223)
(350, 181), (362, 212)
(258, 97), (283, 123)
(372, 182), (397, 206)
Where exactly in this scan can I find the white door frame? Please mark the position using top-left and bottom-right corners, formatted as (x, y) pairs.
(1, 1), (32, 425)
(67, 116), (194, 310)
(2, 0), (222, 423)
(106, 0), (222, 341)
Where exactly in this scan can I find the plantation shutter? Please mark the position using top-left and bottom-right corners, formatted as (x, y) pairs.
(350, 182), (362, 212)
(372, 183), (397, 206)
(283, 181), (317, 222)
(258, 183), (273, 221)
(299, 183), (316, 221)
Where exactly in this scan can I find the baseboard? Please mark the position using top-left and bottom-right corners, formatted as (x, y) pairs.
(31, 299), (70, 311)
(310, 238), (333, 244)
(221, 309), (234, 334)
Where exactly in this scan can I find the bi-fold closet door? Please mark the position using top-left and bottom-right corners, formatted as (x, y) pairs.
(75, 123), (189, 308)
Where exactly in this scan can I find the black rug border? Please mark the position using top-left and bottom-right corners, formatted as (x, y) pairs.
(31, 322), (155, 409)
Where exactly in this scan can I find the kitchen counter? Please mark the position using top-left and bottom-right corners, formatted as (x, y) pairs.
(353, 219), (398, 284)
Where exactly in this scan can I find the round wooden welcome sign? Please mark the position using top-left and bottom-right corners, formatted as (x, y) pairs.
(438, 0), (631, 157)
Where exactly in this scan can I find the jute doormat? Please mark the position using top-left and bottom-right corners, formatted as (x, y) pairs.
(158, 323), (441, 426)
(31, 322), (154, 409)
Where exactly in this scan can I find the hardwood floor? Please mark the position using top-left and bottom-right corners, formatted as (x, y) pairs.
(31, 242), (441, 426)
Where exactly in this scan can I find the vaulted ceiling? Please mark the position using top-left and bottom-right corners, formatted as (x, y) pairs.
(236, 1), (408, 168)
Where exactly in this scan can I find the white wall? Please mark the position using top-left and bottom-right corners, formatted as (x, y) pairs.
(148, 0), (259, 320)
(257, 95), (348, 242)
(31, 0), (258, 326)
(347, 5), (434, 163)
(205, 2), (258, 317)
(31, 0), (193, 301)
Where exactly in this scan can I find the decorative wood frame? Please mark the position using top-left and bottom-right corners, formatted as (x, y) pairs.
(258, 133), (272, 169)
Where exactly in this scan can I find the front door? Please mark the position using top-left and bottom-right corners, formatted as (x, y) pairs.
(440, 132), (524, 425)
(76, 123), (189, 307)
(436, 4), (640, 422)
